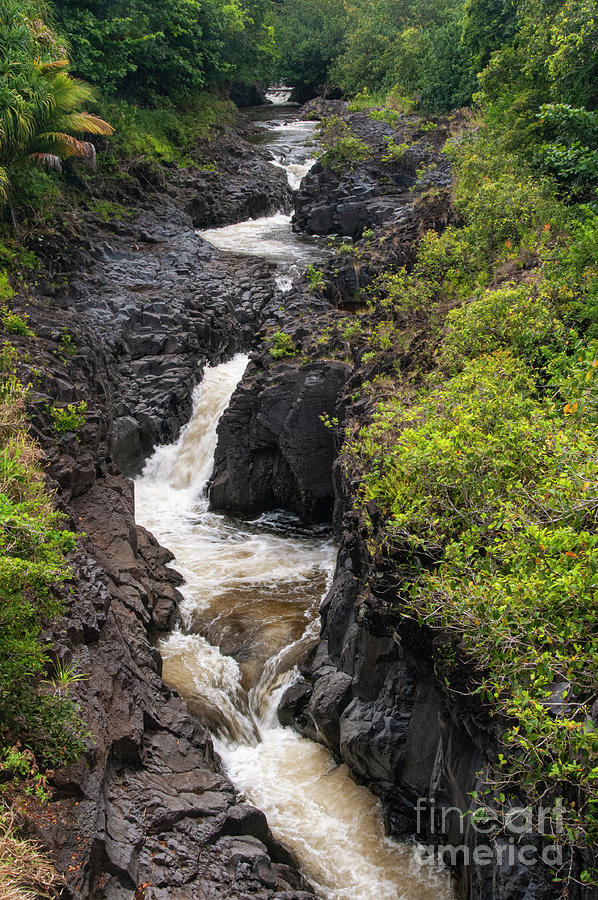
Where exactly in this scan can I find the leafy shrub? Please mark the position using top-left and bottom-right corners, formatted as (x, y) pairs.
(418, 120), (438, 133)
(48, 402), (87, 435)
(352, 352), (560, 547)
(58, 332), (76, 360)
(341, 319), (363, 341)
(369, 108), (401, 128)
(0, 369), (84, 768)
(440, 283), (571, 371)
(536, 104), (598, 198)
(546, 207), (598, 336)
(348, 88), (384, 111)
(381, 138), (409, 164)
(414, 226), (483, 298)
(456, 170), (554, 259)
(385, 89), (416, 114)
(370, 267), (433, 312)
(269, 331), (297, 359)
(97, 95), (236, 169)
(1, 307), (33, 337)
(0, 272), (13, 304)
(306, 265), (325, 291)
(87, 200), (132, 223)
(317, 116), (371, 172)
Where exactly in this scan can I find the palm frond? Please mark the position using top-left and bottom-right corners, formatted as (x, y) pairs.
(34, 132), (81, 157)
(0, 24), (113, 189)
(34, 57), (69, 73)
(0, 166), (9, 203)
(29, 152), (62, 172)
(57, 112), (114, 136)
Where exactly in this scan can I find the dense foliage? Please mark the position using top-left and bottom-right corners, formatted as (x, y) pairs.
(51, 0), (277, 100)
(339, 122), (598, 880)
(1, 0), (598, 888)
(0, 337), (85, 769)
(274, 0), (598, 152)
(274, 0), (476, 109)
(0, 0), (112, 211)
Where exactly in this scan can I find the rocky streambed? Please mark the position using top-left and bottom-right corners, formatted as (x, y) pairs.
(10, 100), (578, 899)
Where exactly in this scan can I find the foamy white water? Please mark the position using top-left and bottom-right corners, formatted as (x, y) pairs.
(265, 85), (293, 103)
(135, 355), (336, 722)
(199, 212), (328, 268)
(256, 118), (318, 188)
(134, 106), (455, 900)
(219, 729), (452, 900)
(199, 114), (325, 275)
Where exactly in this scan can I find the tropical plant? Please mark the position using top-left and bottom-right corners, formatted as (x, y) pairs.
(0, 0), (113, 206)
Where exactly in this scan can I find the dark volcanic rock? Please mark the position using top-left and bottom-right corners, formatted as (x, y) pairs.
(298, 99), (349, 120)
(209, 359), (350, 522)
(177, 155), (292, 228)
(278, 522), (570, 900)
(293, 112), (452, 238)
(37, 203), (280, 479)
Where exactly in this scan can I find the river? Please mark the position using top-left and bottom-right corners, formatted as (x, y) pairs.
(134, 102), (454, 900)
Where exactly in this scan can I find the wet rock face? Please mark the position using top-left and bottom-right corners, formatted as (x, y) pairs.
(40, 531), (313, 899)
(293, 112), (452, 238)
(26, 365), (315, 898)
(41, 206), (279, 480)
(177, 154), (292, 228)
(209, 360), (350, 522)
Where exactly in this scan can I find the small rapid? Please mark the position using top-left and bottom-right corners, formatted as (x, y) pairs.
(199, 106), (331, 280)
(135, 105), (455, 900)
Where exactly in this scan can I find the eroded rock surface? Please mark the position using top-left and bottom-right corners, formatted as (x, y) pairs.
(209, 359), (350, 522)
(293, 111), (452, 238)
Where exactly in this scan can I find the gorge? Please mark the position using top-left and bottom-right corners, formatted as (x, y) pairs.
(1, 3), (597, 895)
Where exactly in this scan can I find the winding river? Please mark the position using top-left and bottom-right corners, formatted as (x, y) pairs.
(135, 103), (454, 900)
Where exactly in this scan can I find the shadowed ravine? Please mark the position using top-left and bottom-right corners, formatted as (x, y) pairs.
(134, 106), (454, 900)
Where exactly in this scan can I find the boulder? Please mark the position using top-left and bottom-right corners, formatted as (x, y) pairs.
(209, 360), (350, 522)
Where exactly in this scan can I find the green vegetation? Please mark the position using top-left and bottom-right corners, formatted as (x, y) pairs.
(95, 94), (237, 169)
(0, 0), (597, 887)
(52, 0), (276, 101)
(273, 0), (475, 110)
(0, 350), (85, 767)
(340, 110), (598, 879)
(0, 0), (277, 225)
(305, 265), (325, 292)
(271, 0), (350, 98)
(57, 331), (76, 360)
(269, 331), (297, 359)
(381, 138), (409, 164)
(0, 336), (87, 893)
(0, 308), (33, 337)
(0, 0), (113, 210)
(317, 116), (371, 172)
(48, 401), (87, 436)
